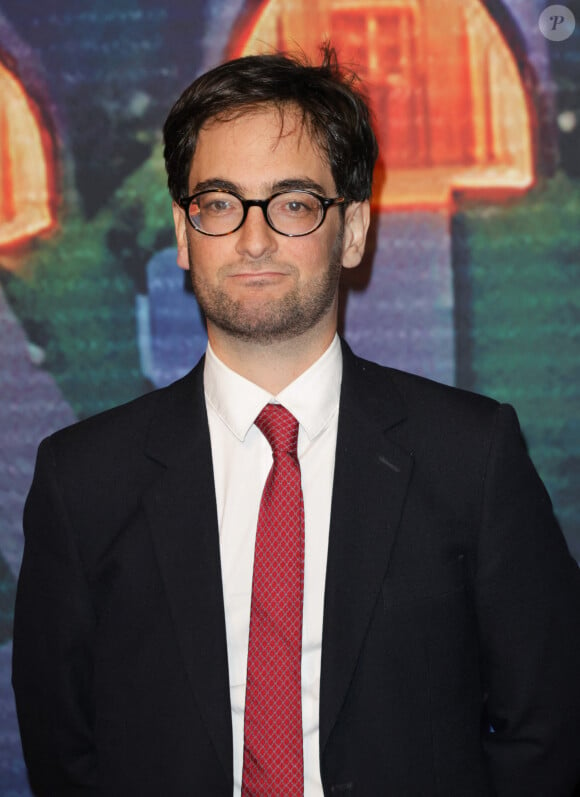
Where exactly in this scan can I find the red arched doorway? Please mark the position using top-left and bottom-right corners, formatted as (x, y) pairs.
(0, 59), (57, 260)
(227, 0), (535, 209)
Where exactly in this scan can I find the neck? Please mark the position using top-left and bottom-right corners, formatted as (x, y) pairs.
(207, 321), (337, 394)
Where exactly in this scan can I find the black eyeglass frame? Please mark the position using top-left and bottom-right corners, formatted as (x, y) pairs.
(177, 188), (346, 237)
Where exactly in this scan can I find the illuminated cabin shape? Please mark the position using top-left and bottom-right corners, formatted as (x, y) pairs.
(229, 0), (534, 210)
(0, 61), (55, 257)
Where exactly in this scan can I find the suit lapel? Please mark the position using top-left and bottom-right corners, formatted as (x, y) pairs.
(320, 345), (414, 753)
(142, 360), (233, 785)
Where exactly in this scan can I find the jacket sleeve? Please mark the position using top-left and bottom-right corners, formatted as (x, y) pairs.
(12, 436), (98, 796)
(475, 404), (580, 796)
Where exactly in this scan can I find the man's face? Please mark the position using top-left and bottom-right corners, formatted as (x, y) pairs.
(173, 104), (368, 346)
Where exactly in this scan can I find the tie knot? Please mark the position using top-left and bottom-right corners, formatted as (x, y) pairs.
(255, 404), (299, 457)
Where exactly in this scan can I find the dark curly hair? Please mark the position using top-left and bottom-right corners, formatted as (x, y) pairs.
(163, 44), (378, 204)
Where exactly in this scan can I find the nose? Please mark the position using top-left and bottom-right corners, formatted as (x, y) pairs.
(234, 205), (278, 259)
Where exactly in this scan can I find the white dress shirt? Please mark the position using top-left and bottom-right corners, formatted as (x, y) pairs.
(204, 335), (342, 796)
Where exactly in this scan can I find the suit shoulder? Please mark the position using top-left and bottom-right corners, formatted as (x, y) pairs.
(352, 352), (500, 420)
(387, 365), (499, 415)
(49, 386), (160, 449)
(44, 367), (200, 465)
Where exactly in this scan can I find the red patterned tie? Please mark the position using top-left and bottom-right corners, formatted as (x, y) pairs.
(242, 404), (304, 797)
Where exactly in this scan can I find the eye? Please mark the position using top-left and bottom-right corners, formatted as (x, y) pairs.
(192, 192), (241, 217)
(273, 193), (319, 216)
(285, 200), (310, 214)
(200, 196), (236, 214)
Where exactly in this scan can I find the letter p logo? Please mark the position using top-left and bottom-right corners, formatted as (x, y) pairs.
(539, 5), (576, 41)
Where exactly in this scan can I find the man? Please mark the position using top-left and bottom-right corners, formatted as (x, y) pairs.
(12, 47), (580, 796)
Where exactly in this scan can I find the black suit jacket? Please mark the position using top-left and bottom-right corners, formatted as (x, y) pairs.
(13, 344), (580, 796)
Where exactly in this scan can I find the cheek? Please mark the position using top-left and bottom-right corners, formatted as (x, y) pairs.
(299, 234), (343, 273)
(292, 224), (340, 264)
(187, 237), (225, 277)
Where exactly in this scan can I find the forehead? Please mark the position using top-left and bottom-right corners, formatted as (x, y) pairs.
(188, 104), (334, 192)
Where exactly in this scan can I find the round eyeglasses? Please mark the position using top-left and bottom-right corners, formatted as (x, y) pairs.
(178, 189), (346, 237)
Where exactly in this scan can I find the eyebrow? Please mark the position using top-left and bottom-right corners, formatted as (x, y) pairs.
(190, 177), (330, 197)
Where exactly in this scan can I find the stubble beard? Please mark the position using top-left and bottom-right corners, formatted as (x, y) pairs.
(187, 233), (344, 345)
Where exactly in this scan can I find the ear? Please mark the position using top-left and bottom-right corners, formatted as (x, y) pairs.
(172, 202), (191, 271)
(341, 200), (370, 270)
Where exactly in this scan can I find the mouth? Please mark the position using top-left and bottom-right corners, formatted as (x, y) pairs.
(228, 270), (289, 282)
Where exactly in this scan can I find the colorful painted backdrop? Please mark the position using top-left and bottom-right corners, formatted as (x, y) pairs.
(0, 1), (579, 793)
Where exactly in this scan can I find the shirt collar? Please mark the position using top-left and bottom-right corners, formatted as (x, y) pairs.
(203, 335), (343, 442)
